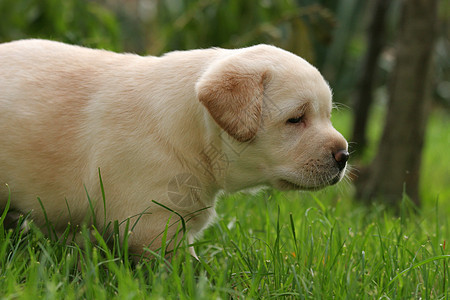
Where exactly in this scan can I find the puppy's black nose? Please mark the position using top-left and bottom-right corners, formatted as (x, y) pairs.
(334, 149), (349, 171)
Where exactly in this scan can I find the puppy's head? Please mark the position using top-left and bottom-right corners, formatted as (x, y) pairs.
(196, 45), (348, 190)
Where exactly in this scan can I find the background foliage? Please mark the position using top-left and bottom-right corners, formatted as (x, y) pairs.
(0, 0), (121, 49)
(0, 0), (447, 106)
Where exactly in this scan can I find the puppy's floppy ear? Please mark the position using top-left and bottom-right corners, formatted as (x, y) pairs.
(196, 54), (269, 142)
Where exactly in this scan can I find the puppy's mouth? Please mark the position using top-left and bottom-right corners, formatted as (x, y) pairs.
(277, 172), (343, 191)
(278, 179), (318, 191)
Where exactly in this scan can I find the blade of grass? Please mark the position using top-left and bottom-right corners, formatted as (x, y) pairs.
(0, 184), (11, 237)
(384, 255), (450, 290)
(151, 200), (186, 235)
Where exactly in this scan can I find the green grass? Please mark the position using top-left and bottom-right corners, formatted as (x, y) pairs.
(0, 110), (449, 299)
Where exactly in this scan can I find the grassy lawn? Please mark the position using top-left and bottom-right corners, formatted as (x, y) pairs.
(1, 109), (448, 299)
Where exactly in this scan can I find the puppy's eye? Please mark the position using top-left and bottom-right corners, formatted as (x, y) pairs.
(287, 116), (303, 124)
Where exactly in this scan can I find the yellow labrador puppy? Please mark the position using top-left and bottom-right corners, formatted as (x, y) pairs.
(0, 39), (348, 256)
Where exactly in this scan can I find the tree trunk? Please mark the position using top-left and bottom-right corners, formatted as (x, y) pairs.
(356, 0), (439, 205)
(351, 0), (391, 153)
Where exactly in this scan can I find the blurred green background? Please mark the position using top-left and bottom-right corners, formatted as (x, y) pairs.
(0, 0), (448, 206)
(1, 0), (448, 106)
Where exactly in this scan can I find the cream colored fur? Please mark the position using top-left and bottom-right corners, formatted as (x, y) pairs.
(0, 39), (347, 256)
